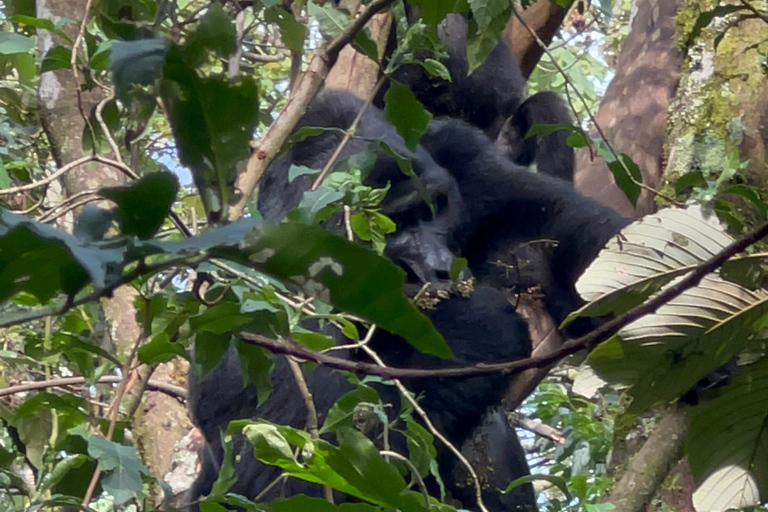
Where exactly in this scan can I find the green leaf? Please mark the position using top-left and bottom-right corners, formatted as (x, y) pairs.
(160, 46), (258, 217)
(137, 333), (189, 364)
(352, 29), (379, 62)
(87, 437), (148, 505)
(503, 474), (571, 500)
(0, 32), (34, 54)
(11, 15), (73, 42)
(468, 0), (508, 32)
(109, 39), (167, 102)
(595, 142), (641, 207)
(250, 222), (450, 358)
(0, 210), (125, 302)
(296, 186), (344, 224)
(264, 7), (307, 53)
(688, 357), (768, 507)
(40, 45), (72, 73)
(308, 2), (349, 39)
(288, 164), (321, 182)
(407, 0), (469, 25)
(383, 80), (432, 150)
(466, 9), (509, 74)
(183, 3), (236, 66)
(100, 172), (179, 240)
(273, 495), (380, 512)
(320, 385), (380, 434)
(422, 58), (451, 81)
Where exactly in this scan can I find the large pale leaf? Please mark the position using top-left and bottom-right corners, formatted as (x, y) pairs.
(575, 206), (768, 411)
(688, 357), (768, 509)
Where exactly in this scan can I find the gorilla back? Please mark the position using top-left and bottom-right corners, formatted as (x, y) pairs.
(188, 90), (537, 511)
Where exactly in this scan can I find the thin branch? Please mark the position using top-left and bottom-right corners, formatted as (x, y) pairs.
(0, 376), (186, 400)
(379, 450), (430, 506)
(740, 0), (768, 25)
(83, 330), (145, 505)
(241, 216), (768, 379)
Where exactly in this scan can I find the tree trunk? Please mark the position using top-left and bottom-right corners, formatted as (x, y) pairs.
(36, 0), (194, 500)
(574, 0), (682, 218)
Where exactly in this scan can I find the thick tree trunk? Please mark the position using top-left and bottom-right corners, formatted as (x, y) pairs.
(574, 0), (682, 218)
(36, 0), (193, 500)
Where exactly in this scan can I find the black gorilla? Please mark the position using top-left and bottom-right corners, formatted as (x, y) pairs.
(375, 12), (575, 183)
(188, 91), (537, 511)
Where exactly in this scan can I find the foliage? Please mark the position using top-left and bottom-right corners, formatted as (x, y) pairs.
(0, 0), (766, 511)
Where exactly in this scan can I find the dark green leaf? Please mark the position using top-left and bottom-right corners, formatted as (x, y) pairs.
(183, 3), (236, 66)
(407, 0), (469, 25)
(0, 210), (125, 302)
(383, 80), (432, 150)
(137, 333), (189, 364)
(596, 142), (641, 207)
(109, 39), (167, 102)
(11, 15), (73, 42)
(40, 45), (72, 73)
(100, 172), (179, 240)
(160, 46), (258, 216)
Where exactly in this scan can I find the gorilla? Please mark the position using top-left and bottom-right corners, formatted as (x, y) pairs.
(188, 90), (538, 511)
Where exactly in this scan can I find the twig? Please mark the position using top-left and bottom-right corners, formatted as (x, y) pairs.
(507, 412), (565, 445)
(95, 93), (123, 164)
(379, 450), (430, 507)
(0, 375), (187, 400)
(740, 0), (768, 25)
(310, 74), (387, 191)
(241, 215), (768, 379)
(285, 357), (333, 502)
(70, 0), (98, 150)
(82, 330), (145, 505)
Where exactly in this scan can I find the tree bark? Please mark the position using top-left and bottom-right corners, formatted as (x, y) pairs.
(604, 405), (688, 512)
(36, 0), (193, 499)
(574, 0), (682, 218)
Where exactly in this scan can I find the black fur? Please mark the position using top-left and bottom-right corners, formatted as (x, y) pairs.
(421, 118), (629, 325)
(375, 14), (526, 139)
(496, 91), (576, 183)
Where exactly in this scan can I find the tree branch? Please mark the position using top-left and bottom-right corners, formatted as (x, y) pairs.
(0, 375), (187, 400)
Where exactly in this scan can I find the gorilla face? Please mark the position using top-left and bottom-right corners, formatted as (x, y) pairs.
(258, 90), (469, 289)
